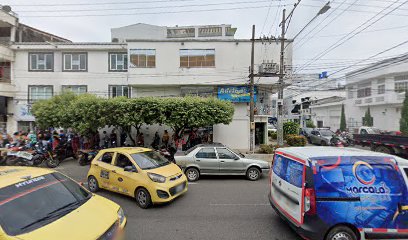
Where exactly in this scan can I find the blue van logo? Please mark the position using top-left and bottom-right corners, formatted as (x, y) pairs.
(352, 161), (376, 185)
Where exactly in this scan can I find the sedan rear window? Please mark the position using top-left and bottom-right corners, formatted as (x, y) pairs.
(0, 173), (90, 236)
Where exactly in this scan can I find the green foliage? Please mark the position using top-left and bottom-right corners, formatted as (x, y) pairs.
(305, 120), (316, 128)
(400, 92), (408, 136)
(268, 131), (277, 140)
(340, 104), (347, 131)
(65, 94), (108, 135)
(32, 92), (78, 129)
(258, 144), (285, 154)
(283, 121), (300, 137)
(285, 134), (307, 147)
(32, 95), (235, 139)
(362, 107), (373, 127)
(162, 97), (234, 138)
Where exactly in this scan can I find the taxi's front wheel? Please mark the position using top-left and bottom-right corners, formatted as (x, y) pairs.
(88, 176), (100, 193)
(136, 188), (152, 209)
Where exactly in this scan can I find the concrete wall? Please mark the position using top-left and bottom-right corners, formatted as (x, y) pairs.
(213, 103), (249, 150)
(311, 102), (343, 130)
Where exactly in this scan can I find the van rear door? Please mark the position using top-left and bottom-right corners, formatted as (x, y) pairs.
(270, 152), (305, 226)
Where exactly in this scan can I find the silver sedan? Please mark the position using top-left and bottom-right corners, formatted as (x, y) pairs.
(175, 144), (270, 181)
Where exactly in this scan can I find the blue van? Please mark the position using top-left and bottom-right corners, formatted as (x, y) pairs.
(269, 147), (408, 240)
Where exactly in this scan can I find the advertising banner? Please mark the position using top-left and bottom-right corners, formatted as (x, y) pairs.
(217, 86), (257, 103)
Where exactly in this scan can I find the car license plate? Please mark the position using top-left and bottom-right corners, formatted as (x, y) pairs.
(175, 183), (184, 193)
(17, 151), (33, 160)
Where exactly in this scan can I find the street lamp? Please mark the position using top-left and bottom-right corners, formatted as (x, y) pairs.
(276, 1), (331, 146)
(291, 1), (331, 40)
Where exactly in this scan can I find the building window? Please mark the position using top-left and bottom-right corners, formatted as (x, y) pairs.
(377, 84), (385, 94)
(180, 49), (215, 68)
(109, 53), (128, 71)
(62, 85), (87, 95)
(347, 87), (354, 99)
(109, 85), (130, 98)
(395, 75), (408, 93)
(198, 27), (222, 37)
(63, 53), (87, 71)
(357, 83), (371, 98)
(29, 53), (53, 71)
(129, 49), (155, 68)
(28, 85), (53, 103)
(167, 28), (195, 38)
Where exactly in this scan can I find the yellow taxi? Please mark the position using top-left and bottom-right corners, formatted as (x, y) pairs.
(87, 147), (187, 208)
(0, 166), (126, 240)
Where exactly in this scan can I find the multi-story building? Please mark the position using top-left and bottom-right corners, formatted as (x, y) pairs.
(0, 6), (70, 132)
(344, 54), (408, 131)
(1, 8), (293, 150)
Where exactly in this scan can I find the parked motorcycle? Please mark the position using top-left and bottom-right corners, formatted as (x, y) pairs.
(3, 143), (58, 168)
(54, 137), (77, 163)
(330, 135), (345, 147)
(78, 148), (99, 166)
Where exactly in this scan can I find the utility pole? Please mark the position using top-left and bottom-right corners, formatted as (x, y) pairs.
(249, 25), (255, 152)
(277, 9), (286, 146)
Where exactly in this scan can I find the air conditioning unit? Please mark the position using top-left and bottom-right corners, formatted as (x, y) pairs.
(259, 62), (279, 74)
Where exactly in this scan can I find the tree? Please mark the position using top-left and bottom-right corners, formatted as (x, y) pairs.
(108, 97), (165, 145)
(362, 107), (373, 127)
(340, 104), (347, 131)
(65, 94), (108, 135)
(305, 120), (316, 128)
(162, 97), (234, 144)
(400, 92), (408, 136)
(32, 91), (78, 129)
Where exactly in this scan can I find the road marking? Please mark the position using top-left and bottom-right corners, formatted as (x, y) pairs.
(209, 203), (269, 206)
(187, 182), (198, 185)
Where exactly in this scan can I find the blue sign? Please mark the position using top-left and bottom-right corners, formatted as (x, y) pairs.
(217, 86), (257, 103)
(319, 71), (328, 79)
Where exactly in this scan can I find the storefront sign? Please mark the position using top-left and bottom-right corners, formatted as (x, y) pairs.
(217, 86), (257, 102)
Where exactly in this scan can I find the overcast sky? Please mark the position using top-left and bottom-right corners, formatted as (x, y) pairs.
(4, 0), (408, 78)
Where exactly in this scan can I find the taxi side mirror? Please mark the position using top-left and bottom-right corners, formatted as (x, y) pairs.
(124, 166), (137, 173)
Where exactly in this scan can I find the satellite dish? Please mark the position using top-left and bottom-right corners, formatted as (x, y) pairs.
(2, 5), (12, 13)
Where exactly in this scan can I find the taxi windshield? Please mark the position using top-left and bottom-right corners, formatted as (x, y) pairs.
(0, 172), (91, 236)
(131, 151), (170, 170)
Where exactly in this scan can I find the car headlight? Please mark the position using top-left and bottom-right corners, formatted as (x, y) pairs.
(148, 173), (166, 183)
(117, 207), (125, 225)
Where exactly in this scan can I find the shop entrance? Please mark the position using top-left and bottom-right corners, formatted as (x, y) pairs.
(255, 122), (266, 145)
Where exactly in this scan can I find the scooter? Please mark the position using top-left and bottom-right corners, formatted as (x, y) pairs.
(54, 138), (77, 163)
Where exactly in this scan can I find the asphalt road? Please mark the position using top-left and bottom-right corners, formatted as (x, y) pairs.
(56, 159), (302, 240)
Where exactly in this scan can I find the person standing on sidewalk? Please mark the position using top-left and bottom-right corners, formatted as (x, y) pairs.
(162, 130), (170, 147)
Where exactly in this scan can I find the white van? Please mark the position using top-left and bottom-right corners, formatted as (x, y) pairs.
(269, 147), (408, 240)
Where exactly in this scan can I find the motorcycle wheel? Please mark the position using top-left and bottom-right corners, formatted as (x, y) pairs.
(46, 156), (60, 168)
(78, 155), (87, 166)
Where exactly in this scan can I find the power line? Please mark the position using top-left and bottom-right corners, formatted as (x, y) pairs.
(20, 5), (276, 18)
(16, 0), (272, 13)
(293, 0), (358, 49)
(295, 0), (407, 75)
(261, 0), (276, 35)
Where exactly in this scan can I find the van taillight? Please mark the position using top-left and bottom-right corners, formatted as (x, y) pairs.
(304, 188), (316, 215)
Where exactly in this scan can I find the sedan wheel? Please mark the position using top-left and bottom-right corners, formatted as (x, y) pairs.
(136, 188), (152, 209)
(247, 167), (261, 181)
(87, 176), (99, 192)
(185, 168), (200, 182)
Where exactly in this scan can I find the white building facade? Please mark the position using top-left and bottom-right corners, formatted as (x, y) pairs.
(344, 55), (408, 131)
(1, 19), (293, 150)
